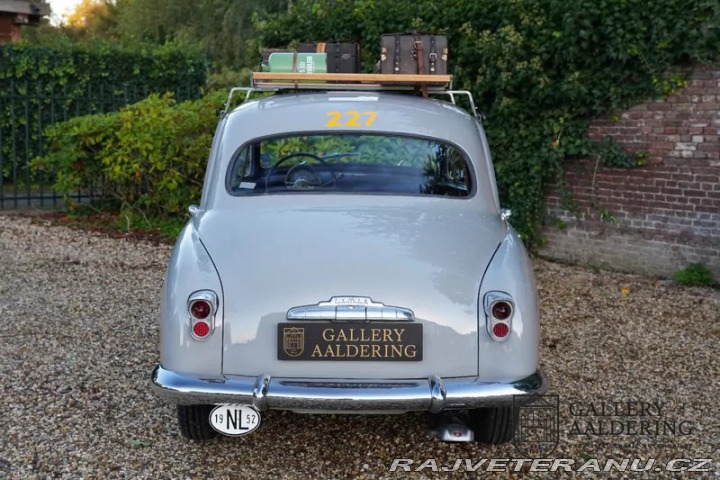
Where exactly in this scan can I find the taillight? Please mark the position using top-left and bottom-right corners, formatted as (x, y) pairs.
(492, 322), (509, 338)
(193, 321), (210, 338)
(484, 292), (514, 342)
(190, 300), (211, 319)
(491, 301), (512, 320)
(188, 291), (218, 340)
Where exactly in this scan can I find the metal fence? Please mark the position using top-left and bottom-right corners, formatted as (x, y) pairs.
(0, 80), (200, 209)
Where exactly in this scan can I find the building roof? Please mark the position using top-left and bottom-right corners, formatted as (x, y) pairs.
(0, 0), (50, 16)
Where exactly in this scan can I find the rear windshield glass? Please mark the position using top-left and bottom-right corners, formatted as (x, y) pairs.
(226, 134), (472, 197)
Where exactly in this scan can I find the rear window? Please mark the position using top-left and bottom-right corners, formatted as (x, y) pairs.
(226, 134), (472, 197)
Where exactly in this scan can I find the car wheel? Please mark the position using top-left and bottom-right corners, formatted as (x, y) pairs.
(177, 405), (218, 441)
(468, 406), (515, 443)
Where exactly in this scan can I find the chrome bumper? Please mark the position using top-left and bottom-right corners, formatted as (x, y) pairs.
(151, 365), (548, 413)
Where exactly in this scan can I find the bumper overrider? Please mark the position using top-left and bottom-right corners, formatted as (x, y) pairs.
(150, 365), (548, 412)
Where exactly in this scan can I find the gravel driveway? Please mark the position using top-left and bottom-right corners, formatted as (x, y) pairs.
(1, 214), (718, 479)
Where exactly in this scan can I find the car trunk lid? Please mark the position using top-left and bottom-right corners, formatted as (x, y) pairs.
(198, 197), (504, 379)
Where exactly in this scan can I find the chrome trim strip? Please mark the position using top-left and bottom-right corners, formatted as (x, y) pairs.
(287, 296), (414, 322)
(151, 366), (548, 412)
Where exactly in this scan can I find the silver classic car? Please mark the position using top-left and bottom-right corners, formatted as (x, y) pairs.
(151, 74), (547, 443)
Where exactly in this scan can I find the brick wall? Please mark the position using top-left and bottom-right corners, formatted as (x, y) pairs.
(541, 66), (720, 280)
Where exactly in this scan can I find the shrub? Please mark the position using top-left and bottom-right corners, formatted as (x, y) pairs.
(672, 263), (717, 287)
(32, 91), (226, 215)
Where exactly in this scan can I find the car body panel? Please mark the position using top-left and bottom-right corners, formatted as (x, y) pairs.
(195, 196), (506, 379)
(160, 223), (224, 377)
(477, 228), (540, 382)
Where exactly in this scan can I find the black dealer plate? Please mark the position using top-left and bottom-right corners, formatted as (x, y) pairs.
(277, 322), (423, 361)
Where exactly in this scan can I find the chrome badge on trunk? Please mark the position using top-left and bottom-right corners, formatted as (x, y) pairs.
(286, 296), (415, 321)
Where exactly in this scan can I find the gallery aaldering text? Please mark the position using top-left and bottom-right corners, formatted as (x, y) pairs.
(567, 401), (694, 436)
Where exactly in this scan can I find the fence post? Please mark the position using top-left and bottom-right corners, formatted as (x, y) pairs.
(24, 78), (30, 207)
(10, 78), (17, 208)
(37, 80), (45, 207)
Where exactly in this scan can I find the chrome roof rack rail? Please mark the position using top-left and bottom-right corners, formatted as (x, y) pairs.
(223, 87), (258, 114)
(223, 73), (481, 119)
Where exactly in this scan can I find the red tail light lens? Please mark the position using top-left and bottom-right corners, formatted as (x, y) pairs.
(193, 321), (210, 338)
(492, 323), (509, 338)
(491, 301), (512, 320)
(190, 300), (212, 319)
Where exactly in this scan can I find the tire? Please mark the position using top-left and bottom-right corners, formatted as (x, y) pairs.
(468, 406), (515, 443)
(177, 405), (218, 441)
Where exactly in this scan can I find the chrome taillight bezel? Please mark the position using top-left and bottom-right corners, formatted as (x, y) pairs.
(187, 290), (218, 341)
(483, 291), (514, 342)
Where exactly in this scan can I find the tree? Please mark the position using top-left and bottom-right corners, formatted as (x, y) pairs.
(110, 0), (288, 68)
(66, 0), (110, 28)
(23, 0), (289, 69)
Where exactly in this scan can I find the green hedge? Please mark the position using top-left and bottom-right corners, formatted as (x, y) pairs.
(0, 42), (206, 96)
(255, 0), (720, 245)
(0, 42), (207, 183)
(32, 92), (225, 215)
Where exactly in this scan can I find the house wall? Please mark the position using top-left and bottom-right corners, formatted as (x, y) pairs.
(0, 13), (21, 43)
(541, 66), (720, 279)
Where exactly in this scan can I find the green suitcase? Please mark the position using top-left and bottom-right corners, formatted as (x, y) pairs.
(265, 52), (327, 73)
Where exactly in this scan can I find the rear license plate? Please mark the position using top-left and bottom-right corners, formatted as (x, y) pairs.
(278, 322), (422, 361)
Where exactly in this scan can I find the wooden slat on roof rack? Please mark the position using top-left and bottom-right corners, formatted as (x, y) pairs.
(251, 72), (452, 88)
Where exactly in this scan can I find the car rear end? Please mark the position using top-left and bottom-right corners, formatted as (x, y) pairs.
(151, 92), (547, 441)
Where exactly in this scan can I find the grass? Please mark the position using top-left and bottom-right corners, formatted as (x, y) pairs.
(672, 263), (717, 287)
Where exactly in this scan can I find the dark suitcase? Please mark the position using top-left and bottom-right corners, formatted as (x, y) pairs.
(297, 42), (319, 53)
(298, 42), (361, 73)
(380, 33), (448, 75)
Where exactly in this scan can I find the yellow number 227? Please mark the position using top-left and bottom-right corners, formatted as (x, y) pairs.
(326, 111), (378, 128)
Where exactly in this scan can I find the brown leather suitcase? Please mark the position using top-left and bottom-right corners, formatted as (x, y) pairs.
(380, 33), (448, 75)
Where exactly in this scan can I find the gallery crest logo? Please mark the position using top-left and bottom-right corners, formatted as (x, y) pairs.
(513, 394), (560, 458)
(282, 327), (305, 357)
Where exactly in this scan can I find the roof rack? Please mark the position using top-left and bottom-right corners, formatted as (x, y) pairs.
(223, 72), (480, 119)
(252, 72), (453, 90)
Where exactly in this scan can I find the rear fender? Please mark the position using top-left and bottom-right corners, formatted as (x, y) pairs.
(477, 228), (540, 381)
(160, 222), (224, 377)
